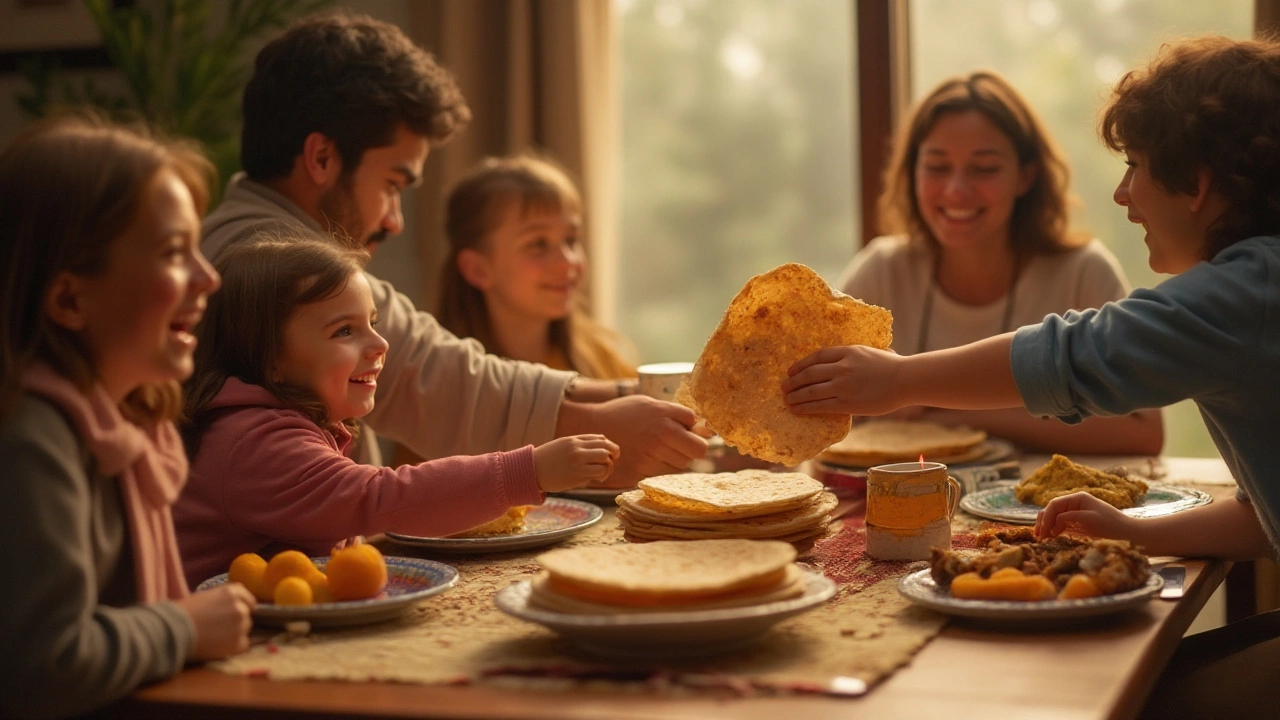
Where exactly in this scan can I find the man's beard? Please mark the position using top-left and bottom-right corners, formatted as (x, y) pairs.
(364, 229), (388, 250)
(317, 177), (372, 249)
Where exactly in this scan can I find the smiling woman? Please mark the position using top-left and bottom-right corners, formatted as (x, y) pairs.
(836, 71), (1164, 457)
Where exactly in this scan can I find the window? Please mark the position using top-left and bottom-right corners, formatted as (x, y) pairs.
(911, 0), (1253, 456)
(614, 0), (859, 362)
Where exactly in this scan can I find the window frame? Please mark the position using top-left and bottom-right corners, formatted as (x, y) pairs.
(853, 0), (1280, 249)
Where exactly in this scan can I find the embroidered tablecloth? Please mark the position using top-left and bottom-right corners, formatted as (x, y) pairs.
(212, 508), (952, 695)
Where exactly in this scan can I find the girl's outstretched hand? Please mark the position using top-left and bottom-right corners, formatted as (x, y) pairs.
(1034, 491), (1136, 541)
(782, 345), (903, 416)
(176, 582), (256, 661)
(534, 434), (621, 493)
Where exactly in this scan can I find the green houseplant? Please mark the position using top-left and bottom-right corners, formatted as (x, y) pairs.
(17, 0), (332, 200)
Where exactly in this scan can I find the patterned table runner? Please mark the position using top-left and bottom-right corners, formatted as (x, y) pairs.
(212, 509), (952, 695)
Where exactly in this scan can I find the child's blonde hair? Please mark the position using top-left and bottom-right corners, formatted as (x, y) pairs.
(0, 115), (213, 422)
(437, 154), (634, 379)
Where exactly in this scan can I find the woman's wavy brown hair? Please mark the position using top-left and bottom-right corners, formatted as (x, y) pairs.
(1100, 34), (1280, 260)
(182, 235), (369, 456)
(878, 70), (1084, 255)
(436, 154), (635, 379)
(0, 114), (213, 423)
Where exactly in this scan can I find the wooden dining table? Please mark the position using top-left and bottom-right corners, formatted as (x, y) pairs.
(119, 455), (1236, 720)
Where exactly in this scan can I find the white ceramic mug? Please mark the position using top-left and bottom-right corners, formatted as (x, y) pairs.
(636, 362), (694, 402)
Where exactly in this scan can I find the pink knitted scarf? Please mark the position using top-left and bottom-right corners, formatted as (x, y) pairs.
(22, 364), (190, 602)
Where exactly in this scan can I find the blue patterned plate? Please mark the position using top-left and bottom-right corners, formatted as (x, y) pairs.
(959, 483), (1212, 525)
(385, 498), (603, 554)
(196, 556), (457, 628)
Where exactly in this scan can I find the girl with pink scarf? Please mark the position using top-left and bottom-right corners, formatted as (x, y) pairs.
(0, 117), (253, 719)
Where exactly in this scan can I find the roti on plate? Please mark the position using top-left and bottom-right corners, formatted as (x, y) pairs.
(637, 470), (823, 516)
(820, 419), (987, 466)
(536, 539), (796, 607)
(527, 564), (806, 614)
(677, 263), (892, 466)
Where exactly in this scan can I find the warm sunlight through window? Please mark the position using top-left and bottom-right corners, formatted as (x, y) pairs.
(614, 0), (859, 363)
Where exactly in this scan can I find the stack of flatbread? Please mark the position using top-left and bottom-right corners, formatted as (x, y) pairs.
(528, 539), (808, 613)
(819, 419), (988, 467)
(615, 470), (838, 550)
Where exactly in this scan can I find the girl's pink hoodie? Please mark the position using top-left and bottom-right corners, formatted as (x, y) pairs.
(174, 377), (541, 587)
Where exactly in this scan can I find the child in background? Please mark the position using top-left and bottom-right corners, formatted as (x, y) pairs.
(436, 154), (637, 386)
(176, 236), (619, 586)
(839, 70), (1162, 455)
(0, 117), (253, 718)
(784, 35), (1280, 719)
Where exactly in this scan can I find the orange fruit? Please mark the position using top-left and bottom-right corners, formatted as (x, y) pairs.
(325, 543), (387, 601)
(306, 569), (334, 604)
(261, 550), (318, 598)
(273, 576), (314, 606)
(228, 552), (270, 601)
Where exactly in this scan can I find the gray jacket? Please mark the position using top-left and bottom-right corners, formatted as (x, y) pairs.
(0, 394), (194, 719)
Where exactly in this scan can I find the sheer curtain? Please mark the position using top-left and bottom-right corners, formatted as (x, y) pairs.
(410, 0), (618, 322)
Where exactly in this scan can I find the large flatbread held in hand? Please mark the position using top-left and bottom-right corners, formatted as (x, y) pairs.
(677, 263), (892, 465)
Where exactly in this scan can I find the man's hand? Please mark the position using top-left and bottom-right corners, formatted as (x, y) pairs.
(557, 395), (708, 487)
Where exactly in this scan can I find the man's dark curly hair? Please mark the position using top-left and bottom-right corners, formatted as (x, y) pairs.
(240, 10), (471, 180)
(1100, 34), (1280, 260)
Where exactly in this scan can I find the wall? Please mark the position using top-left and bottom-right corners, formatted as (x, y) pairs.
(0, 0), (430, 308)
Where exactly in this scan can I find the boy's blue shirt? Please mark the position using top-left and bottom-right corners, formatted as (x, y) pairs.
(1012, 235), (1280, 555)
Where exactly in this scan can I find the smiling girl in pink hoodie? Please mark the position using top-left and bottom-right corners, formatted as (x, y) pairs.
(174, 236), (617, 587)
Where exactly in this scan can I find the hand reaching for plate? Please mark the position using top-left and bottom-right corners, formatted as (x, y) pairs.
(1035, 491), (1137, 541)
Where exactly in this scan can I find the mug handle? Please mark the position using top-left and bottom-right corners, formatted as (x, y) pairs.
(945, 475), (962, 519)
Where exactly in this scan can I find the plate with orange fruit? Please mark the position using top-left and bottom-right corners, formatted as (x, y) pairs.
(198, 544), (458, 628)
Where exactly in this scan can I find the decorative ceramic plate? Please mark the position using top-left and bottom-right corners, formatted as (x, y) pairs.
(959, 484), (1212, 524)
(494, 569), (836, 659)
(196, 556), (457, 628)
(384, 498), (603, 554)
(897, 568), (1163, 621)
(550, 486), (627, 505)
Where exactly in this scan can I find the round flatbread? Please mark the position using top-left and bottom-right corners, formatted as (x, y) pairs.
(819, 419), (987, 466)
(617, 489), (838, 534)
(637, 470), (823, 515)
(677, 263), (893, 466)
(536, 539), (796, 606)
(527, 565), (806, 614)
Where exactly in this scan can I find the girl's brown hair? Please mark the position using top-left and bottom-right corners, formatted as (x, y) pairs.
(0, 115), (213, 423)
(879, 70), (1084, 254)
(182, 235), (369, 455)
(436, 154), (634, 379)
(1100, 34), (1280, 260)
